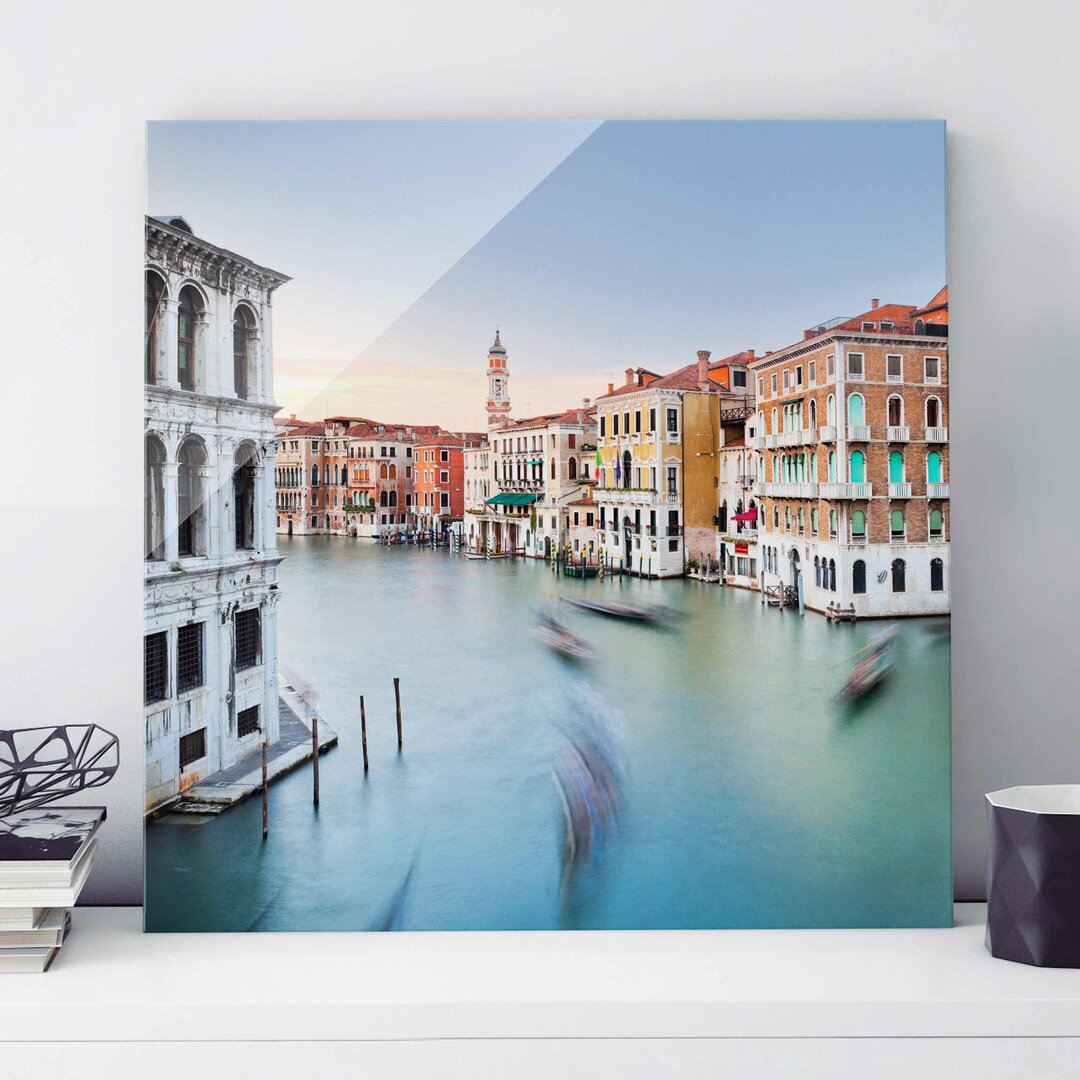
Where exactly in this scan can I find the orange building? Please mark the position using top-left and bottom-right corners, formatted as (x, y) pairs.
(413, 432), (485, 533)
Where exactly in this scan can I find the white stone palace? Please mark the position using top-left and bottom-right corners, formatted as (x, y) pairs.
(143, 215), (290, 812)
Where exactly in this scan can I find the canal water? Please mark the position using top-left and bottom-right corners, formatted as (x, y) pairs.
(145, 537), (952, 931)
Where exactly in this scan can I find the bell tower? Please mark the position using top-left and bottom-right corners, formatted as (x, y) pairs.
(486, 329), (511, 429)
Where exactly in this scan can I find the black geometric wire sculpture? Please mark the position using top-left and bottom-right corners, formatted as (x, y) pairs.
(0, 725), (119, 817)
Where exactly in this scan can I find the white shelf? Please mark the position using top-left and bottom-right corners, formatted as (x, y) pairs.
(2, 904), (1079, 1043)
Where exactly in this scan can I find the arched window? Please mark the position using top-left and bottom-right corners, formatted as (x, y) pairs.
(929, 507), (944, 538)
(177, 285), (202, 391)
(772, 506), (779, 530)
(927, 451), (943, 484)
(232, 305), (255, 399)
(621, 450), (631, 488)
(930, 557), (945, 592)
(829, 509), (837, 538)
(814, 556), (821, 586)
(145, 436), (166, 560)
(388, 464), (396, 480)
(915, 318), (926, 334)
(851, 509), (866, 541)
(145, 271), (165, 384)
(811, 506), (819, 536)
(771, 407), (778, 434)
(388, 491), (398, 507)
(847, 393), (865, 426)
(233, 445), (257, 550)
(798, 507), (805, 534)
(718, 499), (728, 532)
(809, 399), (817, 429)
(379, 491), (388, 507)
(828, 559), (836, 591)
(550, 457), (556, 481)
(852, 559), (866, 594)
(828, 451), (836, 483)
(890, 509), (906, 541)
(926, 397), (941, 429)
(826, 394), (836, 426)
(178, 437), (208, 557)
(311, 463), (318, 486)
(849, 450), (866, 483)
(569, 457), (577, 480)
(891, 558), (906, 592)
(889, 450), (904, 483)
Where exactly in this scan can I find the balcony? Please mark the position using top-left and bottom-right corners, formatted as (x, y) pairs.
(594, 486), (659, 506)
(819, 425), (837, 443)
(888, 482), (912, 498)
(763, 483), (819, 498)
(927, 482), (950, 498)
(820, 482), (873, 499)
(887, 426), (910, 442)
(754, 435), (767, 450)
(772, 429), (818, 448)
(847, 425), (871, 441)
(925, 426), (949, 442)
(752, 481), (766, 498)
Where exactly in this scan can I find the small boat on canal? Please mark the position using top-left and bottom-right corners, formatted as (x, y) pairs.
(536, 613), (597, 662)
(838, 625), (898, 703)
(561, 596), (661, 622)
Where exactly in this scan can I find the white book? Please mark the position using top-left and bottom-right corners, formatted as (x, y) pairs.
(0, 840), (97, 908)
(0, 914), (71, 973)
(0, 906), (48, 931)
(0, 909), (70, 950)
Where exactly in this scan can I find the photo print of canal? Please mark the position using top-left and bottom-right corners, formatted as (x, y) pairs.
(143, 121), (951, 931)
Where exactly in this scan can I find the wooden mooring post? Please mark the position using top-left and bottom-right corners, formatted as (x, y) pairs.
(312, 711), (320, 807)
(261, 740), (269, 839)
(361, 694), (369, 773)
(394, 677), (403, 750)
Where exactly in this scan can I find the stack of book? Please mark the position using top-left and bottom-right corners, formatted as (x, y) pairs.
(0, 806), (105, 972)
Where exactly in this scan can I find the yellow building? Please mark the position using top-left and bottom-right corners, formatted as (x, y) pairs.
(593, 351), (755, 577)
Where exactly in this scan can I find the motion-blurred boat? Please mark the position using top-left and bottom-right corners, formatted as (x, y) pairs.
(838, 625), (897, 703)
(561, 596), (661, 622)
(536, 615), (596, 662)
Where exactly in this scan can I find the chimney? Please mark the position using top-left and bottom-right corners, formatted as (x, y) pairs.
(624, 367), (634, 386)
(803, 330), (814, 340)
(607, 382), (614, 395)
(746, 349), (755, 360)
(871, 298), (880, 310)
(697, 350), (711, 389)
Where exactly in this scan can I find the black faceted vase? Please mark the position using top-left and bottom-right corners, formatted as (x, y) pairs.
(985, 785), (1080, 968)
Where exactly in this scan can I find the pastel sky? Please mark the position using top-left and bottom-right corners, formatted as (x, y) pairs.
(148, 120), (945, 431)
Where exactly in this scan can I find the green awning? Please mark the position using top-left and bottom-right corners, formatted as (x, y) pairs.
(526, 459), (543, 465)
(485, 493), (541, 506)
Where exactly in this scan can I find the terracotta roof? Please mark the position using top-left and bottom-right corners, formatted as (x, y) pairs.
(596, 351), (755, 401)
(722, 437), (746, 449)
(496, 406), (596, 431)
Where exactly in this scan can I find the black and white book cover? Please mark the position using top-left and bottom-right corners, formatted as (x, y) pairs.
(0, 806), (105, 873)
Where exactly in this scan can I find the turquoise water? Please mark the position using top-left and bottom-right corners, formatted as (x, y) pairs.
(145, 537), (952, 931)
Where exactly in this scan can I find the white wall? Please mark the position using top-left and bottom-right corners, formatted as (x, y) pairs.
(1, 0), (1077, 904)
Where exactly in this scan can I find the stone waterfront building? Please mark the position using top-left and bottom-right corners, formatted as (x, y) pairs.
(749, 291), (949, 617)
(144, 215), (289, 811)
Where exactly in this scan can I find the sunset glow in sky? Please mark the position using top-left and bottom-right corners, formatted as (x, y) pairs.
(148, 121), (945, 431)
